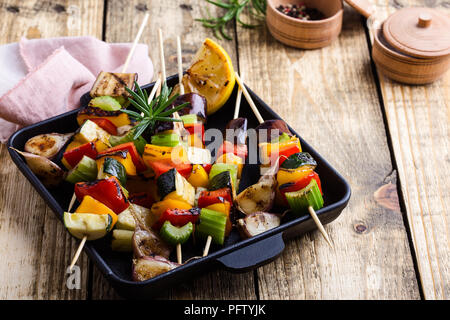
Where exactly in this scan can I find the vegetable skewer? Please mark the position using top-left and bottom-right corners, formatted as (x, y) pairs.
(234, 71), (333, 248)
(68, 13), (150, 271)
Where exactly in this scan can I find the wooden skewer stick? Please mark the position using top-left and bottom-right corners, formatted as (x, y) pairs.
(202, 72), (247, 257)
(234, 72), (264, 124)
(69, 13), (150, 272)
(235, 72), (334, 248)
(148, 74), (162, 103)
(121, 13), (150, 73)
(177, 36), (185, 95)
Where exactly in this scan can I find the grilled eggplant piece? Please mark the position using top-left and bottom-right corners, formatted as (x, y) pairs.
(237, 212), (281, 238)
(90, 71), (137, 99)
(172, 93), (207, 123)
(225, 117), (247, 145)
(132, 255), (180, 281)
(24, 133), (73, 160)
(255, 120), (292, 143)
(10, 148), (64, 188)
(236, 162), (278, 215)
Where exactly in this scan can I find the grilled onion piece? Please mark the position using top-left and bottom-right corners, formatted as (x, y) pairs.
(24, 133), (73, 159)
(237, 212), (281, 238)
(132, 256), (180, 281)
(10, 148), (64, 187)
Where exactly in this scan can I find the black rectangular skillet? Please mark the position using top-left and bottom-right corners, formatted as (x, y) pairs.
(7, 75), (351, 299)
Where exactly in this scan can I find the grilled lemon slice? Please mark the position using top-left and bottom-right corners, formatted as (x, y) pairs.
(182, 38), (235, 115)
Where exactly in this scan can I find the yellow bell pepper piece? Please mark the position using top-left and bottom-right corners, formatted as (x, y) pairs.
(75, 195), (118, 228)
(276, 166), (313, 186)
(96, 150), (137, 176)
(259, 136), (302, 166)
(150, 199), (192, 224)
(187, 164), (209, 188)
(77, 110), (131, 127)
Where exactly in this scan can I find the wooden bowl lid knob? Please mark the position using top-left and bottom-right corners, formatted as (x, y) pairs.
(418, 13), (432, 28)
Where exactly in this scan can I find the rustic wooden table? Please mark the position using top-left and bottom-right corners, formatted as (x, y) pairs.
(0, 0), (448, 300)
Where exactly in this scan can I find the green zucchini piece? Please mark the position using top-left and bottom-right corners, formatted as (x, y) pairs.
(65, 155), (97, 184)
(157, 168), (177, 199)
(157, 168), (195, 205)
(196, 208), (227, 245)
(160, 221), (193, 246)
(98, 157), (127, 186)
(285, 179), (324, 215)
(280, 152), (317, 170)
(89, 96), (122, 111)
(109, 130), (148, 154)
(180, 114), (198, 125)
(209, 163), (238, 190)
(151, 133), (180, 147)
(208, 171), (232, 191)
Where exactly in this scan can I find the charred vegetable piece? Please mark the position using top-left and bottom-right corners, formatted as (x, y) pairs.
(96, 150), (137, 176)
(151, 133), (181, 147)
(63, 212), (112, 241)
(196, 208), (227, 245)
(111, 229), (134, 252)
(74, 177), (129, 214)
(280, 152), (317, 170)
(157, 168), (195, 205)
(236, 163), (278, 215)
(160, 221), (193, 246)
(101, 142), (146, 172)
(109, 131), (148, 155)
(171, 93), (207, 123)
(209, 163), (238, 191)
(63, 142), (98, 168)
(155, 207), (201, 230)
(285, 179), (324, 214)
(75, 195), (118, 228)
(90, 71), (137, 99)
(77, 107), (131, 128)
(65, 155), (98, 184)
(277, 166), (313, 186)
(143, 144), (188, 166)
(97, 157), (127, 186)
(225, 117), (247, 145)
(198, 188), (232, 208)
(89, 96), (122, 111)
(24, 133), (73, 160)
(11, 148), (64, 188)
(132, 227), (172, 259)
(237, 212), (281, 238)
(132, 256), (180, 282)
(255, 119), (292, 143)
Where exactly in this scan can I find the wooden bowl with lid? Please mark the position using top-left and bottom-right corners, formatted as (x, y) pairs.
(266, 0), (344, 49)
(371, 7), (450, 85)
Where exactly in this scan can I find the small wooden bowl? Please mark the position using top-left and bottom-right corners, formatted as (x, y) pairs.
(266, 0), (343, 49)
(372, 26), (450, 85)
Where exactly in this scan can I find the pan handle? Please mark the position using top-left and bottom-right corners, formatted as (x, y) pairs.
(216, 233), (285, 273)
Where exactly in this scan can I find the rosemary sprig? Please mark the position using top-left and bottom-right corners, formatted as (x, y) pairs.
(196, 0), (266, 40)
(121, 81), (187, 139)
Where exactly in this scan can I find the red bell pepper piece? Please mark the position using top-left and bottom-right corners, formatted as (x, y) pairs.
(63, 142), (98, 168)
(217, 140), (247, 160)
(202, 163), (212, 174)
(74, 177), (129, 214)
(128, 192), (155, 209)
(269, 143), (301, 166)
(197, 188), (232, 208)
(279, 171), (322, 205)
(99, 142), (147, 172)
(154, 208), (201, 230)
(149, 160), (192, 180)
(90, 118), (118, 135)
(184, 123), (204, 142)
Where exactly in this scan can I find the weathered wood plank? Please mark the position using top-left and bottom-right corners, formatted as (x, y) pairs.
(236, 4), (420, 299)
(94, 0), (257, 299)
(0, 0), (103, 299)
(370, 0), (450, 300)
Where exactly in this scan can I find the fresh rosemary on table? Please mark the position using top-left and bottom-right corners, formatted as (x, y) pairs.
(196, 0), (267, 40)
(121, 81), (187, 139)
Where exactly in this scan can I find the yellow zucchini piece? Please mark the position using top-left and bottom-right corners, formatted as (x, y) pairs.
(142, 144), (188, 165)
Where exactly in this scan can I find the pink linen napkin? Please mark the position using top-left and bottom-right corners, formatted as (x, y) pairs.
(0, 36), (154, 143)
